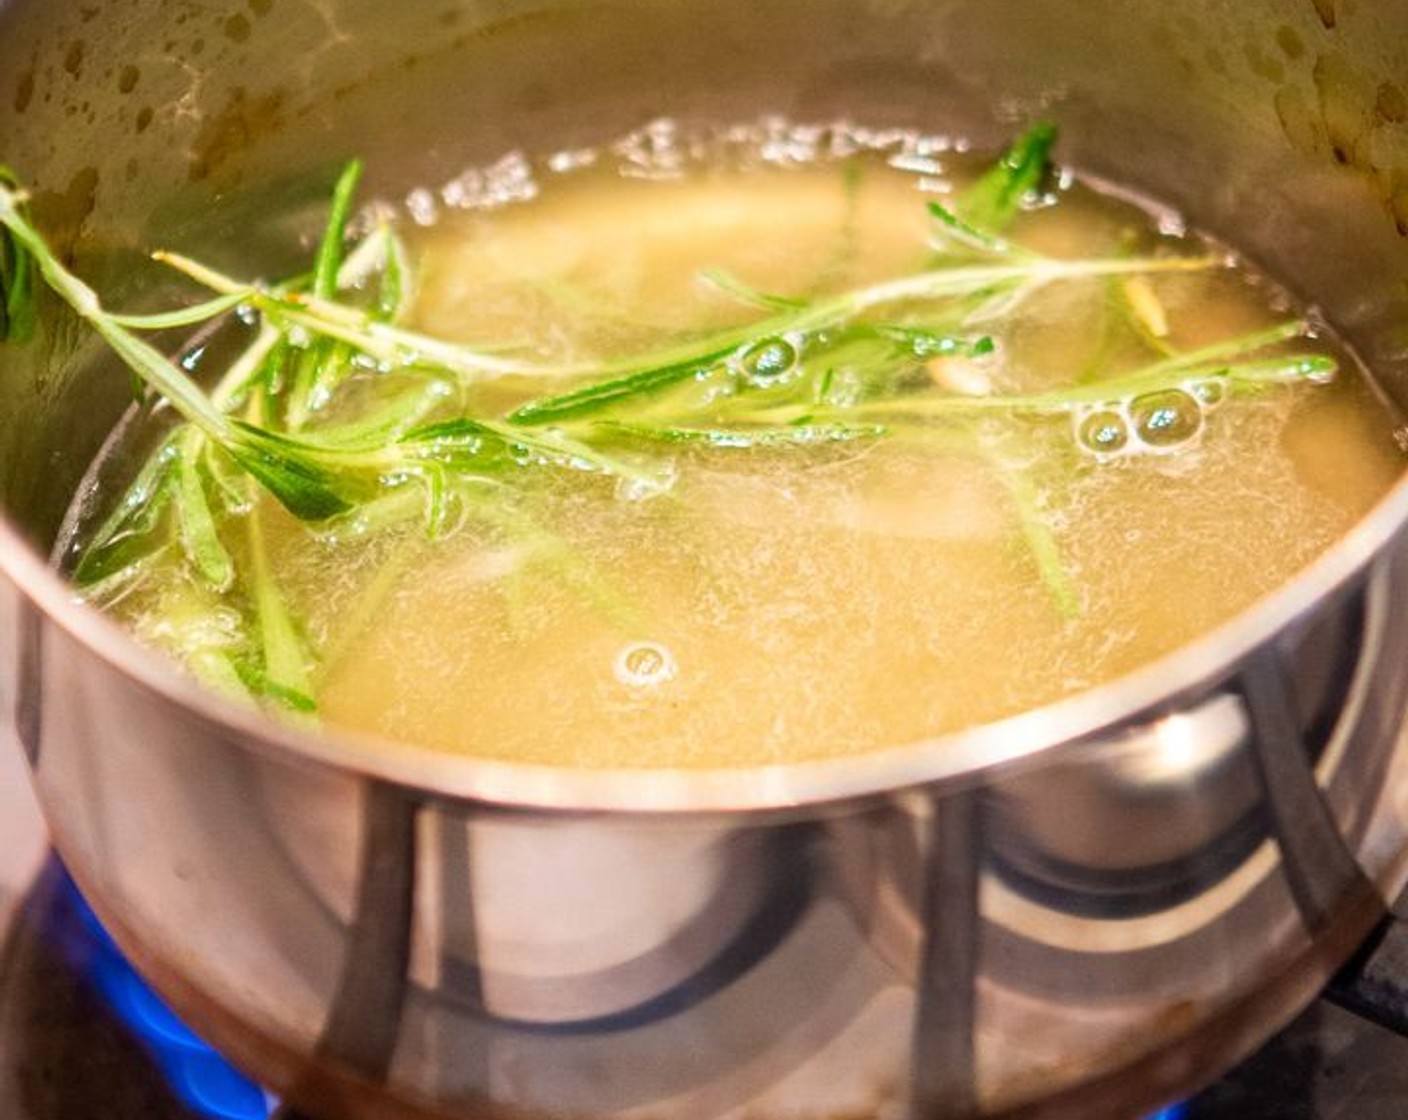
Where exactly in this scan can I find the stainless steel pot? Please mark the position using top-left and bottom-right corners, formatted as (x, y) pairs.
(4, 2), (1408, 1118)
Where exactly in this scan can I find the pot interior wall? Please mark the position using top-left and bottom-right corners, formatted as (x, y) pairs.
(2, 0), (1408, 553)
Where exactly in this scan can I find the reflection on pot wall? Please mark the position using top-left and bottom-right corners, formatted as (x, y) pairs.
(5, 2), (1408, 1119)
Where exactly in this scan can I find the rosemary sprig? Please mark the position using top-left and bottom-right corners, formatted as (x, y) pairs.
(505, 255), (1218, 427)
(155, 245), (1219, 397)
(840, 350), (1333, 421)
(576, 326), (1330, 460)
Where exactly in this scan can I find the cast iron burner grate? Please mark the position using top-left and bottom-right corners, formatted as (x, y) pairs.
(5, 861), (1408, 1120)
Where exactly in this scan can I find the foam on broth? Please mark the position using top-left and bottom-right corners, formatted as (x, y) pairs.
(90, 127), (1406, 768)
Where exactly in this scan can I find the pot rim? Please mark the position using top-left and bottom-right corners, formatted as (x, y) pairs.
(4, 456), (1407, 814)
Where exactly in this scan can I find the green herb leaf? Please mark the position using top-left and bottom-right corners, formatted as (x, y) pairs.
(286, 162), (365, 429)
(228, 424), (360, 520)
(956, 121), (1058, 233)
(698, 268), (809, 312)
(190, 649), (259, 705)
(314, 160), (364, 300)
(998, 459), (1080, 619)
(0, 166), (37, 343)
(72, 434), (180, 588)
(927, 199), (1019, 258)
(173, 433), (237, 591)
(301, 377), (454, 448)
(601, 419), (887, 449)
(244, 499), (318, 715)
(109, 292), (249, 331)
(236, 662), (319, 713)
(509, 343), (740, 425)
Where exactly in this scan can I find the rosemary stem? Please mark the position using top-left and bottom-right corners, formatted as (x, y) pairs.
(154, 245), (1223, 389)
(0, 185), (238, 442)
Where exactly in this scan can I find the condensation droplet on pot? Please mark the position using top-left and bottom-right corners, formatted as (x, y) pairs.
(1130, 389), (1203, 448)
(1076, 409), (1130, 456)
(614, 641), (677, 688)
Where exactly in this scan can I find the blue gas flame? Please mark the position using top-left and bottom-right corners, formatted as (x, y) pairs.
(59, 875), (274, 1120)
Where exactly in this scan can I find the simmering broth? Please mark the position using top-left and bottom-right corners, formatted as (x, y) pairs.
(42, 123), (1405, 767)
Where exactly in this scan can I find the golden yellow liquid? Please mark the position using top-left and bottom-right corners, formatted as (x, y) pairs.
(108, 148), (1406, 768)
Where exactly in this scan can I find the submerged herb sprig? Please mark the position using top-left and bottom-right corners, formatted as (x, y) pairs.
(0, 167), (35, 343)
(0, 124), (1342, 709)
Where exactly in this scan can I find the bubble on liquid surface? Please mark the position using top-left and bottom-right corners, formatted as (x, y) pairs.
(740, 336), (799, 384)
(1296, 357), (1338, 385)
(1076, 409), (1130, 456)
(1192, 378), (1226, 407)
(1130, 389), (1203, 448)
(614, 641), (677, 687)
(615, 459), (678, 503)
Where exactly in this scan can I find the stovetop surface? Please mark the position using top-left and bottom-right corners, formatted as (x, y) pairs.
(4, 743), (1408, 1120)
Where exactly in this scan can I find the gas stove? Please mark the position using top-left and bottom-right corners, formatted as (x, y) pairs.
(4, 739), (1408, 1120)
